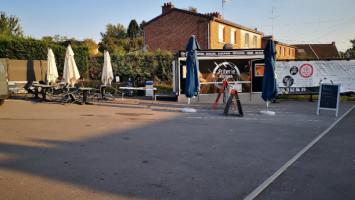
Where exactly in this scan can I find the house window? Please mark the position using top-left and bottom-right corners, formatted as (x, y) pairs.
(231, 28), (236, 44)
(253, 35), (257, 48)
(218, 25), (225, 43)
(245, 33), (249, 47)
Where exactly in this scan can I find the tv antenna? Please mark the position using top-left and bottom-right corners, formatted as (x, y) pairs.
(222, 0), (232, 19)
(271, 6), (277, 35)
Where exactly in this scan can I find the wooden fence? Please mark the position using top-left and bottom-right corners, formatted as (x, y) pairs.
(0, 58), (47, 82)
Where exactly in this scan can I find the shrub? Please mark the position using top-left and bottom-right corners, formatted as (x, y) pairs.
(90, 50), (174, 85)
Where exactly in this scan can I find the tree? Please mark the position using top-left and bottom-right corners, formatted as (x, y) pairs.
(99, 37), (125, 53)
(41, 36), (54, 42)
(0, 12), (24, 37)
(340, 39), (355, 59)
(100, 23), (127, 40)
(53, 35), (68, 42)
(345, 39), (355, 59)
(99, 36), (144, 53)
(126, 36), (144, 51)
(99, 23), (127, 53)
(139, 20), (146, 37)
(127, 19), (140, 39)
(82, 38), (99, 56)
(188, 6), (197, 13)
(99, 22), (144, 53)
(42, 35), (70, 43)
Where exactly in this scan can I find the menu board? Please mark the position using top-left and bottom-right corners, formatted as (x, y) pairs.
(317, 84), (340, 117)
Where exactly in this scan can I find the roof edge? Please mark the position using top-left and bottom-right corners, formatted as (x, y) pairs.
(143, 8), (213, 27)
(213, 18), (264, 35)
(143, 7), (264, 35)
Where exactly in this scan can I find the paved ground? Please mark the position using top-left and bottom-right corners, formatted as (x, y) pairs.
(0, 97), (354, 200)
(255, 104), (355, 200)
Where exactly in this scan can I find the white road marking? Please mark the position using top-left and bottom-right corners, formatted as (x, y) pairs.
(243, 105), (355, 200)
(186, 116), (319, 122)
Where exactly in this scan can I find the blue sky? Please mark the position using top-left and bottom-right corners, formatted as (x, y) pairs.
(2, 0), (355, 51)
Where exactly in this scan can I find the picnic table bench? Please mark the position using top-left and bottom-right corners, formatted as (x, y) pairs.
(119, 87), (157, 102)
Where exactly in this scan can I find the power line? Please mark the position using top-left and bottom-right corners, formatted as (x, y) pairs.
(276, 18), (355, 38)
(279, 16), (355, 27)
(255, 16), (355, 27)
(312, 20), (355, 41)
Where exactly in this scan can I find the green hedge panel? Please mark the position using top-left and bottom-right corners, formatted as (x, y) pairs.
(0, 36), (90, 78)
(90, 50), (174, 84)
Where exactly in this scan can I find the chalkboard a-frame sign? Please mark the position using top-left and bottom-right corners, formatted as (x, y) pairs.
(317, 84), (340, 117)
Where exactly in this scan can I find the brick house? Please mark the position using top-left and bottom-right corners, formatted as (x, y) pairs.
(275, 42), (296, 60)
(262, 36), (296, 60)
(143, 2), (264, 52)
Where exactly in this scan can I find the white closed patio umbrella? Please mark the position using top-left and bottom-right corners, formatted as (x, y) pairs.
(63, 45), (80, 87)
(102, 50), (113, 85)
(46, 48), (58, 84)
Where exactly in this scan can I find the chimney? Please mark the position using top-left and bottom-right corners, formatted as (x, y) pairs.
(263, 35), (274, 40)
(332, 41), (336, 46)
(162, 2), (174, 14)
(206, 12), (222, 19)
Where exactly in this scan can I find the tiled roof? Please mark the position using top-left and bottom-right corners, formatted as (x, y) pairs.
(143, 8), (263, 35)
(293, 44), (341, 59)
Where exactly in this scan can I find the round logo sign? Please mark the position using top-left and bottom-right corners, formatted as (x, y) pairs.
(299, 64), (313, 78)
(212, 61), (240, 81)
(290, 66), (298, 75)
(212, 61), (240, 89)
(282, 75), (294, 87)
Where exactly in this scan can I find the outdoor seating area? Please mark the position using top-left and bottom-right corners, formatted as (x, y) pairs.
(9, 81), (127, 105)
(6, 46), (158, 105)
(8, 77), (165, 105)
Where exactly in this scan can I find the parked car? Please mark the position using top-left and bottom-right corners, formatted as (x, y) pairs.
(0, 61), (9, 106)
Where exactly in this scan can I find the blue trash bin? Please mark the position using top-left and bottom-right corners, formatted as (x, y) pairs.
(145, 81), (154, 96)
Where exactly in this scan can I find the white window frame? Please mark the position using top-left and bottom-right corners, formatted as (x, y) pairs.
(218, 25), (225, 43)
(231, 28), (236, 44)
(245, 33), (249, 47)
(253, 35), (257, 48)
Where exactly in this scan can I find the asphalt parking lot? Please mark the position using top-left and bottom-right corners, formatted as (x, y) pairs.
(0, 98), (354, 200)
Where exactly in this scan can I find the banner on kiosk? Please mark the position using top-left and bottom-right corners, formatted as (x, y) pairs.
(275, 60), (355, 93)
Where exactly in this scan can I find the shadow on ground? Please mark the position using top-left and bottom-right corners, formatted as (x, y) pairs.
(0, 100), (353, 199)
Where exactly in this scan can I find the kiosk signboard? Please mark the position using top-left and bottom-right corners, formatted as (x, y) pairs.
(276, 60), (355, 94)
(176, 49), (264, 95)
